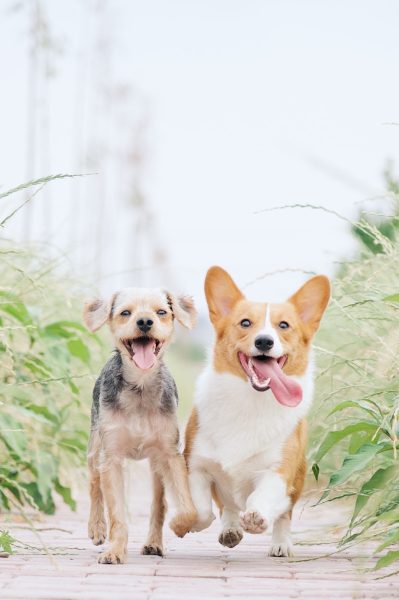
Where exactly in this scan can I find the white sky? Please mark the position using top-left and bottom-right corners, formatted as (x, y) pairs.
(1, 0), (398, 312)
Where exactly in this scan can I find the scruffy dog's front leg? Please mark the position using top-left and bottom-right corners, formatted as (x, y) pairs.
(88, 462), (107, 546)
(87, 433), (107, 546)
(98, 461), (128, 564)
(141, 465), (167, 556)
(163, 454), (198, 537)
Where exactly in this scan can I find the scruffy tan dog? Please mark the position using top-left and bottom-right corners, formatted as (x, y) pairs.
(83, 287), (198, 564)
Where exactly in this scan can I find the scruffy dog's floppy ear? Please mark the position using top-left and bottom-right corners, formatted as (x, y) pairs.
(83, 294), (116, 332)
(166, 292), (197, 329)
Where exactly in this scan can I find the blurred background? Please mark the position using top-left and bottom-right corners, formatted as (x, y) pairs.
(1, 0), (398, 315)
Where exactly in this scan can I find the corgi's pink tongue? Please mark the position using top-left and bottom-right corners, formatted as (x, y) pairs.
(131, 340), (156, 370)
(252, 357), (303, 407)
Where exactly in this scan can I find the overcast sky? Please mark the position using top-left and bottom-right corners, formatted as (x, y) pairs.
(1, 0), (398, 311)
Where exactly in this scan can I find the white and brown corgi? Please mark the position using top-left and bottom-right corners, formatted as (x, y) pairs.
(185, 266), (330, 557)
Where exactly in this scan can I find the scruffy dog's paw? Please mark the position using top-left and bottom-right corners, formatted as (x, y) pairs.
(240, 510), (268, 534)
(88, 519), (107, 546)
(190, 511), (216, 533)
(218, 528), (243, 548)
(98, 549), (126, 564)
(169, 511), (198, 537)
(269, 542), (293, 558)
(141, 544), (164, 557)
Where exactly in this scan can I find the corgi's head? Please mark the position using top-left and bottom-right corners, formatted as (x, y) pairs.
(205, 266), (330, 407)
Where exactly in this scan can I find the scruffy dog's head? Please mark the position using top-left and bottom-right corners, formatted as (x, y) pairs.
(83, 288), (197, 371)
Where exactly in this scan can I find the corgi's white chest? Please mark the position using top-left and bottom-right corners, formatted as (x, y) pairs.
(192, 366), (313, 473)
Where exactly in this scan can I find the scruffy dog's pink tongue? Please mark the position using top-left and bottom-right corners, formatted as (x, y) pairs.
(252, 358), (303, 407)
(131, 340), (156, 370)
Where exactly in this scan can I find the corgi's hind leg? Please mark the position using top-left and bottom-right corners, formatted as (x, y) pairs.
(269, 510), (293, 557)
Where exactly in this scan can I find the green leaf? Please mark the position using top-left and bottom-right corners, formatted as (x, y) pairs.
(42, 320), (90, 339)
(16, 402), (59, 425)
(36, 453), (57, 503)
(23, 355), (52, 378)
(67, 338), (90, 364)
(351, 465), (397, 524)
(328, 399), (379, 421)
(312, 463), (320, 481)
(374, 550), (399, 571)
(328, 443), (381, 488)
(20, 482), (55, 514)
(0, 301), (32, 325)
(55, 479), (76, 511)
(0, 530), (14, 554)
(0, 414), (26, 457)
(315, 423), (377, 463)
(376, 528), (399, 553)
(383, 294), (399, 302)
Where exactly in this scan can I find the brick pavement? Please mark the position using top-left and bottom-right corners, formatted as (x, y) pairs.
(0, 464), (397, 600)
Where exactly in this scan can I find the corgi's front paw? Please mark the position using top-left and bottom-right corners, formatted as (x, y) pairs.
(240, 510), (267, 534)
(190, 511), (216, 532)
(218, 527), (243, 548)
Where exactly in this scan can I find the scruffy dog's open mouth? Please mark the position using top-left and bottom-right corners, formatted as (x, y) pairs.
(123, 336), (163, 370)
(238, 352), (303, 407)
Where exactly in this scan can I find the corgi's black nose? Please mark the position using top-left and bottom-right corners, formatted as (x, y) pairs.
(255, 335), (274, 351)
(137, 318), (153, 333)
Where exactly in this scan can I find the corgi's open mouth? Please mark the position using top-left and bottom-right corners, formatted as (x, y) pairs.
(238, 352), (303, 407)
(122, 336), (163, 370)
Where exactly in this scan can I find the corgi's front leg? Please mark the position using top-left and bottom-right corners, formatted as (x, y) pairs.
(188, 468), (215, 531)
(240, 471), (290, 536)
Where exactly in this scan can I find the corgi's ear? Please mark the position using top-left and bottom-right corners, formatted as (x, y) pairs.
(205, 266), (245, 325)
(165, 292), (197, 329)
(288, 275), (331, 336)
(83, 294), (116, 332)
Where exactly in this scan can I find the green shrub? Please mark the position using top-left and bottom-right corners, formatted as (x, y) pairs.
(310, 243), (399, 576)
(0, 178), (107, 548)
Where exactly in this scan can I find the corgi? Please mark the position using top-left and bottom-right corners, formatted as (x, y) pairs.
(185, 266), (330, 556)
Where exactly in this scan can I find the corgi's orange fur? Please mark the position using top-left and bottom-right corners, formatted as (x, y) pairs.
(185, 267), (330, 556)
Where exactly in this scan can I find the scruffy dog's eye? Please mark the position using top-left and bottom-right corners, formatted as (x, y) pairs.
(120, 310), (131, 317)
(279, 321), (289, 329)
(157, 309), (167, 316)
(240, 319), (251, 328)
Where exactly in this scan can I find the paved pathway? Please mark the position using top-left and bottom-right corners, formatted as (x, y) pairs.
(1, 464), (398, 600)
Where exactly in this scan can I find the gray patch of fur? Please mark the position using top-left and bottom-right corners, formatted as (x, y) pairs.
(90, 350), (178, 429)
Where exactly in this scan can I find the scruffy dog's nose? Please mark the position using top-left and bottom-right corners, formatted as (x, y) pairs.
(255, 335), (274, 351)
(137, 318), (153, 333)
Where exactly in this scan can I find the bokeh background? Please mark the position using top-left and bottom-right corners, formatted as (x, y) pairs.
(2, 0), (398, 311)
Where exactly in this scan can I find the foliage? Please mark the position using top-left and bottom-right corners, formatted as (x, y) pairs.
(310, 206), (399, 575)
(0, 177), (105, 523)
(352, 163), (399, 254)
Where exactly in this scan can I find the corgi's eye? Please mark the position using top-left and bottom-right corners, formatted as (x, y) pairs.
(240, 319), (252, 328)
(157, 309), (167, 316)
(279, 321), (289, 329)
(120, 310), (131, 317)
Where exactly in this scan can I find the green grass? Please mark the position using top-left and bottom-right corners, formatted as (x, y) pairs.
(308, 235), (399, 576)
(0, 175), (107, 553)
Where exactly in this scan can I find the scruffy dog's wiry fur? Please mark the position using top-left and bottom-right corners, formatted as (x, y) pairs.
(83, 287), (198, 564)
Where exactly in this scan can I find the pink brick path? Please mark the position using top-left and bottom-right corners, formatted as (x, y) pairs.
(1, 464), (398, 600)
